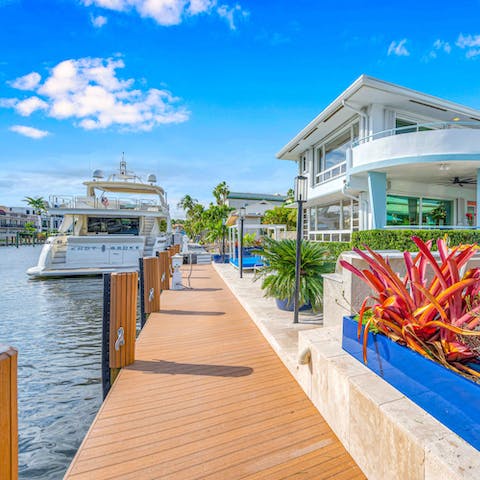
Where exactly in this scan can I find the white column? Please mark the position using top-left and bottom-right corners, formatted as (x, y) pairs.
(368, 171), (387, 229)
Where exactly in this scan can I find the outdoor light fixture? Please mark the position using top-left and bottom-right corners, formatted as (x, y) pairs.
(294, 175), (308, 202)
(239, 206), (246, 279)
(293, 175), (308, 324)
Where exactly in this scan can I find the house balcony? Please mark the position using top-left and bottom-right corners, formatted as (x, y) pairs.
(350, 122), (480, 174)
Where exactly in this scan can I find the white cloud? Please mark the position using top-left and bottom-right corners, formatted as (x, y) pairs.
(217, 3), (248, 30)
(456, 33), (480, 58)
(2, 56), (190, 131)
(425, 39), (452, 61)
(387, 38), (410, 57)
(91, 14), (108, 27)
(81, 0), (247, 29)
(15, 96), (49, 116)
(10, 72), (41, 91)
(433, 39), (451, 54)
(10, 125), (50, 139)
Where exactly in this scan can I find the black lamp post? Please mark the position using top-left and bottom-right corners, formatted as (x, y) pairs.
(239, 206), (246, 278)
(221, 218), (226, 262)
(293, 175), (308, 324)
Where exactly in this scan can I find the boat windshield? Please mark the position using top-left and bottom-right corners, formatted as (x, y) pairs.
(87, 217), (140, 235)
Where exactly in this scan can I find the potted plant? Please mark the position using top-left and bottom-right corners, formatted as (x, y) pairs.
(430, 204), (447, 225)
(254, 237), (336, 312)
(340, 236), (480, 449)
(466, 212), (475, 227)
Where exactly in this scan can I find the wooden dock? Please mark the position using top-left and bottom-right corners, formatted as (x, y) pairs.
(65, 264), (365, 480)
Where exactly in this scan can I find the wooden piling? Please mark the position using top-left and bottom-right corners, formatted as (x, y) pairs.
(0, 345), (18, 480)
(157, 251), (170, 291)
(110, 272), (137, 368)
(142, 257), (161, 314)
(102, 272), (138, 397)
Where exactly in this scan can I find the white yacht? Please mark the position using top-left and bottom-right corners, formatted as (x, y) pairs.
(27, 159), (171, 278)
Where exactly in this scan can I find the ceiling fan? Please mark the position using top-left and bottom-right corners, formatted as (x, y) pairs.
(436, 176), (477, 187)
(450, 176), (477, 187)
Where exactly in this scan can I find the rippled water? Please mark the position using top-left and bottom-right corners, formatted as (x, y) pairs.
(0, 246), (105, 479)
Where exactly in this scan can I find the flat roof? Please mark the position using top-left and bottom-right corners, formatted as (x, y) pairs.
(227, 192), (286, 202)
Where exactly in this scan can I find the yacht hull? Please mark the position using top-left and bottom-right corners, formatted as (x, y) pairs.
(27, 235), (167, 278)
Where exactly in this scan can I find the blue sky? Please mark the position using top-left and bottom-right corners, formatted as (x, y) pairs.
(2, 0), (480, 216)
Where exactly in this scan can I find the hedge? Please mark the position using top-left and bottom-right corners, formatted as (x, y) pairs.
(351, 229), (480, 252)
(319, 241), (354, 259)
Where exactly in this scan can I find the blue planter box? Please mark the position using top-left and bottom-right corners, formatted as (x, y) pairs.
(342, 315), (480, 451)
(212, 254), (230, 263)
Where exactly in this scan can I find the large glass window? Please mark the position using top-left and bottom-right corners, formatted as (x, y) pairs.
(87, 217), (140, 235)
(315, 204), (341, 230)
(315, 122), (359, 177)
(395, 118), (417, 134)
(324, 130), (351, 170)
(310, 200), (358, 231)
(386, 195), (453, 226)
(386, 195), (420, 226)
(422, 198), (452, 226)
(396, 118), (432, 134)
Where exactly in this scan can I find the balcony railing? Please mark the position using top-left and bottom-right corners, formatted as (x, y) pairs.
(315, 162), (347, 185)
(352, 121), (480, 148)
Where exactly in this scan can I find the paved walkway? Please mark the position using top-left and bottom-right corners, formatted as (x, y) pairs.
(65, 265), (365, 480)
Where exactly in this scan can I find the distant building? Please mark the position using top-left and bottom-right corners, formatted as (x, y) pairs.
(0, 206), (63, 239)
(225, 193), (288, 228)
(226, 192), (286, 210)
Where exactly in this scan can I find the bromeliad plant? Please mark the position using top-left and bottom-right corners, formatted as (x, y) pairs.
(340, 236), (480, 381)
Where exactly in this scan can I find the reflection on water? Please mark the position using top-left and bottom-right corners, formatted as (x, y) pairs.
(0, 246), (104, 479)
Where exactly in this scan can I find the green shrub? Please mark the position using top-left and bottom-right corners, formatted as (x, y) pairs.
(320, 241), (353, 260)
(351, 229), (480, 251)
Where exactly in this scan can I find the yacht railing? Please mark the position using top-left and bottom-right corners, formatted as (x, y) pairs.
(49, 195), (162, 212)
(351, 121), (480, 148)
(314, 162), (347, 185)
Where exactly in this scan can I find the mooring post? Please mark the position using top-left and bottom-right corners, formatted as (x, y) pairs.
(142, 257), (161, 319)
(159, 251), (170, 290)
(15, 233), (19, 248)
(0, 345), (18, 480)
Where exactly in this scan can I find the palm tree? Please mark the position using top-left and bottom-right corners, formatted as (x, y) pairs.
(177, 195), (198, 217)
(212, 181), (229, 206)
(23, 196), (48, 232)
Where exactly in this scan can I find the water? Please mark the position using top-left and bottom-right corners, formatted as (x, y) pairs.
(0, 246), (104, 479)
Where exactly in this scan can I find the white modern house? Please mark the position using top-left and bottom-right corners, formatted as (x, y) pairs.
(277, 75), (480, 242)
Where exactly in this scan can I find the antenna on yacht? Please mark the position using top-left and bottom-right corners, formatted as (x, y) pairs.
(120, 153), (127, 177)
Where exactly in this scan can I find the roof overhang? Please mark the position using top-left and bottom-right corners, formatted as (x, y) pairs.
(277, 74), (480, 161)
(84, 181), (165, 196)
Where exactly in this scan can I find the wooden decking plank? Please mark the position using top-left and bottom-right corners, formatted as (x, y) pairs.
(64, 264), (365, 480)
